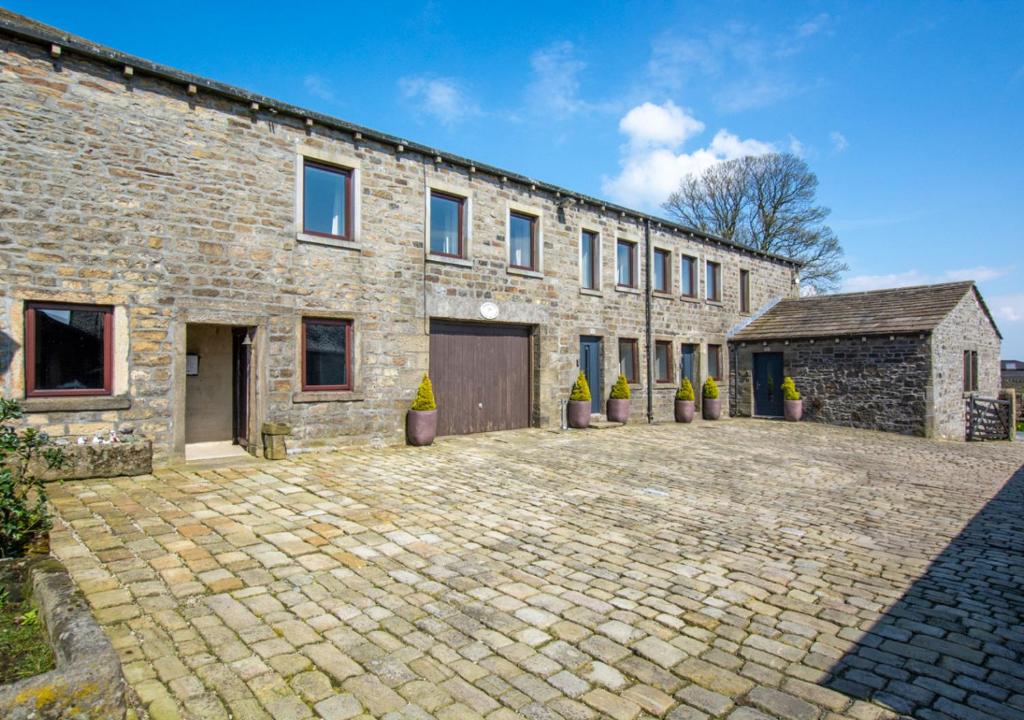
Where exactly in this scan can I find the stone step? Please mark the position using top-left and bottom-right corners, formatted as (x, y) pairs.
(588, 420), (625, 429)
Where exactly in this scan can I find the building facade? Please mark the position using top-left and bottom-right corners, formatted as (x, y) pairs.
(0, 12), (800, 466)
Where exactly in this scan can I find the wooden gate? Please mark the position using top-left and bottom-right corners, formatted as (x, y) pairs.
(429, 321), (532, 437)
(966, 395), (1012, 441)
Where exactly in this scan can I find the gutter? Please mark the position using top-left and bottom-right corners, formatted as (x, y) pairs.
(644, 218), (654, 425)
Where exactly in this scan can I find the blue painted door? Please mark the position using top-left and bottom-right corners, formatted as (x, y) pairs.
(753, 352), (784, 417)
(579, 336), (602, 413)
(680, 344), (698, 391)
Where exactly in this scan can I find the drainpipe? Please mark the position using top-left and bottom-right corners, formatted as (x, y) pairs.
(644, 218), (653, 424)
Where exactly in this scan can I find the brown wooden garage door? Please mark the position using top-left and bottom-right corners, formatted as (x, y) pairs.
(429, 321), (532, 436)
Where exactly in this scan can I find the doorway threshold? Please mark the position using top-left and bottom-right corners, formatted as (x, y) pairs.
(185, 441), (252, 463)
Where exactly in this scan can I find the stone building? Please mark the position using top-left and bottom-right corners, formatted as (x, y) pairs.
(1001, 360), (1024, 399)
(728, 282), (1002, 439)
(0, 11), (800, 466)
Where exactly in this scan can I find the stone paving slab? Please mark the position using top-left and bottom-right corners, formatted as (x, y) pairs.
(47, 420), (1024, 720)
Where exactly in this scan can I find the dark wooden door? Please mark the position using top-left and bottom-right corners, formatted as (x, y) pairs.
(429, 321), (531, 436)
(753, 352), (784, 417)
(232, 327), (250, 446)
(579, 336), (602, 413)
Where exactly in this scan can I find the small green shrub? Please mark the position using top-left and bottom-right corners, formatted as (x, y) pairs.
(1, 398), (64, 558)
(781, 376), (801, 401)
(410, 374), (437, 411)
(609, 374), (631, 400)
(702, 377), (719, 399)
(1018, 420), (1024, 433)
(675, 377), (695, 401)
(569, 373), (591, 402)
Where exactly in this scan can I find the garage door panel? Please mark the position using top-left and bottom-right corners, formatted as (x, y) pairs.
(429, 321), (531, 436)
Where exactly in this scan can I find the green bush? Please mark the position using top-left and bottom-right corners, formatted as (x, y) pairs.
(569, 372), (591, 402)
(609, 374), (631, 400)
(781, 376), (801, 401)
(1, 399), (64, 558)
(1018, 421), (1024, 433)
(702, 377), (719, 399)
(675, 377), (695, 401)
(410, 374), (437, 411)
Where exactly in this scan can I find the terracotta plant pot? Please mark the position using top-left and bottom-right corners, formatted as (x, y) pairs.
(406, 409), (437, 446)
(784, 399), (803, 422)
(567, 400), (591, 429)
(702, 398), (722, 420)
(674, 399), (695, 423)
(607, 398), (630, 423)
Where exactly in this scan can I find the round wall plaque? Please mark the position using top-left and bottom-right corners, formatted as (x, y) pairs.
(479, 302), (500, 320)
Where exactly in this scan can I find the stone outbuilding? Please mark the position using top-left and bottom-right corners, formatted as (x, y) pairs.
(728, 281), (1002, 439)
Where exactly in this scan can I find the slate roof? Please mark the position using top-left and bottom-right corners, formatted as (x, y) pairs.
(733, 281), (1002, 341)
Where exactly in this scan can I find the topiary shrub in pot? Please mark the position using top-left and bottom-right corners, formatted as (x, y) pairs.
(674, 377), (695, 423)
(702, 377), (722, 420)
(407, 374), (438, 446)
(782, 376), (803, 421)
(567, 373), (592, 429)
(607, 374), (631, 423)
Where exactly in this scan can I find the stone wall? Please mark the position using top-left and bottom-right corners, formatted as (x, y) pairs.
(730, 335), (933, 436)
(0, 33), (798, 464)
(930, 290), (1002, 440)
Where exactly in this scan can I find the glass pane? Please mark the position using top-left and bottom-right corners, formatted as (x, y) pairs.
(681, 344), (696, 384)
(707, 263), (718, 299)
(708, 346), (720, 378)
(617, 242), (633, 286)
(430, 194), (462, 255)
(305, 322), (347, 387)
(304, 164), (348, 237)
(510, 214), (534, 268)
(654, 251), (667, 292)
(656, 344), (670, 380)
(33, 307), (106, 390)
(681, 258), (693, 295)
(581, 232), (595, 289)
(619, 340), (635, 382)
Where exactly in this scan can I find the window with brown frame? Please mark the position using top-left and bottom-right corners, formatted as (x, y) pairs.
(509, 212), (537, 270)
(655, 340), (673, 383)
(580, 230), (599, 289)
(707, 344), (722, 380)
(618, 338), (639, 383)
(303, 159), (353, 240)
(429, 191), (465, 257)
(653, 248), (671, 293)
(740, 269), (750, 313)
(25, 302), (113, 397)
(616, 240), (637, 288)
(963, 350), (979, 392)
(302, 318), (353, 391)
(680, 255), (697, 297)
(706, 261), (721, 301)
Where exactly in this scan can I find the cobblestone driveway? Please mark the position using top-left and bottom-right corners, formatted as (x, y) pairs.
(49, 421), (1024, 720)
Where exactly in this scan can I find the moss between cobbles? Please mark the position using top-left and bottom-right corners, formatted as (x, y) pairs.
(0, 561), (55, 685)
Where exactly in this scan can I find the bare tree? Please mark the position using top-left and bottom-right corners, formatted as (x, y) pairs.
(663, 153), (847, 292)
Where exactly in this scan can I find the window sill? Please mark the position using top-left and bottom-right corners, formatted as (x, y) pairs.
(652, 291), (674, 300)
(615, 285), (641, 295)
(507, 266), (544, 279)
(654, 381), (677, 388)
(21, 395), (132, 413)
(579, 288), (603, 297)
(679, 295), (701, 304)
(705, 299), (724, 307)
(292, 391), (365, 404)
(427, 254), (473, 268)
(296, 232), (361, 251)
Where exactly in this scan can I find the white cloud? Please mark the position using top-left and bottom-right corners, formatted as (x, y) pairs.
(830, 131), (848, 153)
(525, 41), (587, 119)
(796, 13), (832, 38)
(602, 101), (774, 209)
(399, 76), (479, 126)
(788, 135), (805, 157)
(842, 266), (1010, 293)
(303, 74), (336, 103)
(989, 293), (1024, 324)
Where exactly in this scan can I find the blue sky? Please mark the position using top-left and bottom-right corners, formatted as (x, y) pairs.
(9, 1), (1023, 357)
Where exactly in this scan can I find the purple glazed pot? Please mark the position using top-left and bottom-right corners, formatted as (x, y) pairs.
(567, 400), (591, 429)
(784, 399), (803, 422)
(406, 410), (437, 446)
(607, 398), (630, 423)
(674, 399), (695, 423)
(702, 398), (722, 420)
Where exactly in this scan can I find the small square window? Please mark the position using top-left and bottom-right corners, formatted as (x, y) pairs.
(706, 261), (721, 301)
(430, 191), (465, 257)
(617, 240), (637, 288)
(302, 318), (353, 391)
(653, 249), (671, 293)
(680, 255), (696, 297)
(25, 302), (113, 397)
(509, 212), (537, 270)
(618, 338), (639, 384)
(303, 160), (353, 240)
(655, 341), (673, 383)
(707, 344), (722, 380)
(581, 230), (599, 290)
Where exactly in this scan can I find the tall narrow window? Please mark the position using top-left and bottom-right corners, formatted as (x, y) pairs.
(302, 318), (353, 391)
(618, 338), (639, 383)
(680, 255), (696, 298)
(303, 160), (352, 239)
(964, 350), (979, 392)
(655, 341), (673, 383)
(653, 249), (671, 293)
(429, 191), (464, 257)
(680, 343), (698, 387)
(617, 240), (637, 288)
(707, 344), (722, 380)
(509, 212), (537, 270)
(25, 302), (113, 397)
(706, 261), (721, 301)
(740, 269), (750, 312)
(581, 230), (599, 290)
